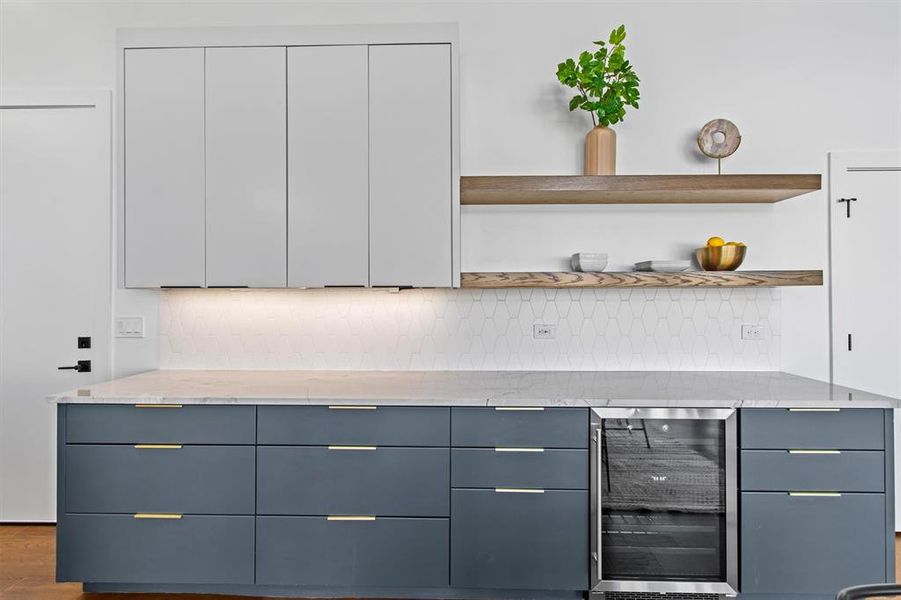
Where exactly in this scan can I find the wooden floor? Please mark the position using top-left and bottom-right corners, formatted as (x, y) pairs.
(1, 525), (901, 599)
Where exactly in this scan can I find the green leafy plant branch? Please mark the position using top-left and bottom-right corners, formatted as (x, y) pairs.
(556, 25), (640, 128)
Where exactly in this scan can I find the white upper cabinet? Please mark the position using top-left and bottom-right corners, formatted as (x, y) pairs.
(124, 48), (205, 287)
(205, 47), (287, 287)
(120, 28), (458, 289)
(369, 44), (453, 287)
(287, 45), (369, 287)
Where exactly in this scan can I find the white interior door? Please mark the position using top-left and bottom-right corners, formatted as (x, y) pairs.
(829, 151), (901, 531)
(0, 91), (112, 522)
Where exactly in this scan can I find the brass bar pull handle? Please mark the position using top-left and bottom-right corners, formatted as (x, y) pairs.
(327, 515), (376, 521)
(788, 449), (841, 455)
(494, 407), (544, 411)
(788, 492), (842, 497)
(328, 405), (377, 410)
(133, 513), (183, 519)
(495, 488), (545, 494)
(134, 444), (183, 449)
(788, 408), (840, 412)
(327, 446), (376, 451)
(495, 447), (545, 453)
(134, 404), (183, 409)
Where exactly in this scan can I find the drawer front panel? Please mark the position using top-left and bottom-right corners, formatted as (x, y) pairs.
(65, 445), (255, 514)
(256, 516), (449, 587)
(451, 407), (588, 449)
(741, 450), (884, 492)
(740, 408), (884, 450)
(66, 405), (256, 445)
(450, 488), (588, 590)
(741, 492), (886, 595)
(452, 448), (587, 490)
(257, 405), (449, 446)
(58, 514), (254, 584)
(257, 446), (448, 516)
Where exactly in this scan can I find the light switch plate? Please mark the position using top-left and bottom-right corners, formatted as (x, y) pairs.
(116, 316), (145, 338)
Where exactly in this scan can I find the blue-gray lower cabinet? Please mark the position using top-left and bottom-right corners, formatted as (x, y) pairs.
(741, 492), (887, 595)
(256, 516), (449, 587)
(450, 488), (588, 591)
(57, 514), (255, 584)
(451, 448), (587, 490)
(257, 446), (449, 516)
(65, 445), (255, 514)
(739, 408), (894, 600)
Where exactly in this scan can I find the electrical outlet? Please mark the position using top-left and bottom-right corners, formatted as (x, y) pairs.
(533, 324), (556, 340)
(116, 316), (145, 338)
(741, 324), (765, 341)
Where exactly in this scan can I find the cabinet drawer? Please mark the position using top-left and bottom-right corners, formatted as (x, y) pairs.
(741, 450), (884, 492)
(65, 405), (256, 445)
(452, 448), (587, 489)
(257, 446), (448, 516)
(740, 408), (884, 450)
(741, 492), (886, 595)
(65, 445), (255, 514)
(257, 405), (449, 446)
(450, 488), (588, 590)
(256, 516), (449, 587)
(451, 407), (588, 448)
(57, 514), (254, 584)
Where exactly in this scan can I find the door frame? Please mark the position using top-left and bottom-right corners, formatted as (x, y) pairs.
(827, 151), (901, 384)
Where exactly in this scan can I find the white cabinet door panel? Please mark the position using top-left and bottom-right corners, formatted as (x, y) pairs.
(288, 45), (368, 287)
(124, 48), (205, 287)
(205, 47), (287, 287)
(369, 44), (452, 287)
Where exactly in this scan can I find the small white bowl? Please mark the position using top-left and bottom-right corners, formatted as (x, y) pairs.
(571, 253), (608, 272)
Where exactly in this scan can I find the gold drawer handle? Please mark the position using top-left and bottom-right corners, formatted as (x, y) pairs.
(494, 407), (544, 411)
(495, 488), (545, 494)
(134, 404), (183, 409)
(495, 447), (544, 453)
(328, 445), (376, 451)
(328, 405), (377, 410)
(788, 492), (842, 497)
(134, 513), (183, 519)
(327, 515), (376, 521)
(134, 444), (183, 449)
(788, 408), (840, 412)
(788, 449), (840, 455)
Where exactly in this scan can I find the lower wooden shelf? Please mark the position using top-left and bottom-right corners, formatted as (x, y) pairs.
(460, 270), (823, 288)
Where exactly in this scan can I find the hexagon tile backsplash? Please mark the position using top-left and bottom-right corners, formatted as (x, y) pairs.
(159, 287), (780, 371)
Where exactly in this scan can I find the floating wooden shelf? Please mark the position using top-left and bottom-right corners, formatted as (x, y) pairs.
(460, 174), (822, 205)
(461, 270), (823, 288)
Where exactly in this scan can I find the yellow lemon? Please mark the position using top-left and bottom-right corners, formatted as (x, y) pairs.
(707, 236), (725, 247)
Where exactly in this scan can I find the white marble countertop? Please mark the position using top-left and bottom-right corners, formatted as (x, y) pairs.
(48, 369), (901, 408)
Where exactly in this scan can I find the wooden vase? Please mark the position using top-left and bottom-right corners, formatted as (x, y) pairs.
(584, 125), (616, 176)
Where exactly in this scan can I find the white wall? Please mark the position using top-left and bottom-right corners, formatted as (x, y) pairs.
(2, 1), (898, 378)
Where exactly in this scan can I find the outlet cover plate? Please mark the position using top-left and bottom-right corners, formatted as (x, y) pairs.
(533, 324), (556, 340)
(741, 324), (765, 341)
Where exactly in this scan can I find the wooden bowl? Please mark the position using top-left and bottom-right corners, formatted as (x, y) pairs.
(695, 245), (746, 271)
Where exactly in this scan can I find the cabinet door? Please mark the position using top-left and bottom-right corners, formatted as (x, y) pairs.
(124, 48), (205, 287)
(451, 488), (588, 590)
(741, 492), (886, 595)
(369, 44), (452, 287)
(288, 46), (368, 287)
(205, 47), (287, 287)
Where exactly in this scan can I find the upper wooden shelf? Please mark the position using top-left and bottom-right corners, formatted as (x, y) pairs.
(460, 174), (822, 205)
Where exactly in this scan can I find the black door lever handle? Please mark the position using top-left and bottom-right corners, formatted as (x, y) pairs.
(58, 360), (91, 373)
